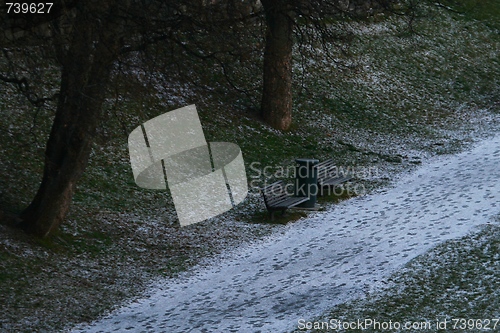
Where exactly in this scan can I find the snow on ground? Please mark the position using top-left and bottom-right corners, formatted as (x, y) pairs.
(72, 134), (500, 333)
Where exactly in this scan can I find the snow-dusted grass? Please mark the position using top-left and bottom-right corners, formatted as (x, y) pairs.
(294, 223), (500, 333)
(0, 2), (499, 332)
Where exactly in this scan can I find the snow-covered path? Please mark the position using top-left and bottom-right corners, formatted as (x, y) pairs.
(74, 135), (500, 333)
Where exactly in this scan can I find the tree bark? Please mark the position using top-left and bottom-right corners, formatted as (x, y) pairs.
(19, 5), (121, 237)
(260, 0), (294, 131)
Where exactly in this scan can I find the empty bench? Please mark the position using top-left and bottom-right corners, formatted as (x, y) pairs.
(261, 180), (309, 220)
(315, 159), (353, 195)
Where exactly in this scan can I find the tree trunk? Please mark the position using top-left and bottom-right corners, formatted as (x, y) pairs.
(261, 0), (294, 131)
(19, 7), (121, 237)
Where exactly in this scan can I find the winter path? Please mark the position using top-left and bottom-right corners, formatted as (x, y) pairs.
(73, 135), (500, 333)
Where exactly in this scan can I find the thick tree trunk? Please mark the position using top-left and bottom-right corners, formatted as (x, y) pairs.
(261, 0), (294, 131)
(19, 7), (120, 237)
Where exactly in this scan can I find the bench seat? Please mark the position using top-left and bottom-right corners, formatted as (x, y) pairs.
(261, 180), (309, 220)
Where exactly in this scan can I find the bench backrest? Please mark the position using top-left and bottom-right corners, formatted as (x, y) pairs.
(314, 159), (349, 181)
(261, 180), (289, 207)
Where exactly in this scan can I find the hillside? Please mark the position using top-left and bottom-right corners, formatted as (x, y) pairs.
(0, 2), (499, 332)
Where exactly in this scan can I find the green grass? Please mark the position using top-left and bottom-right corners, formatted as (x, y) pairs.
(249, 210), (309, 225)
(441, 0), (500, 29)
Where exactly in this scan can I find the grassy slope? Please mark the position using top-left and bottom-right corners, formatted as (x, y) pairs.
(0, 2), (499, 332)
